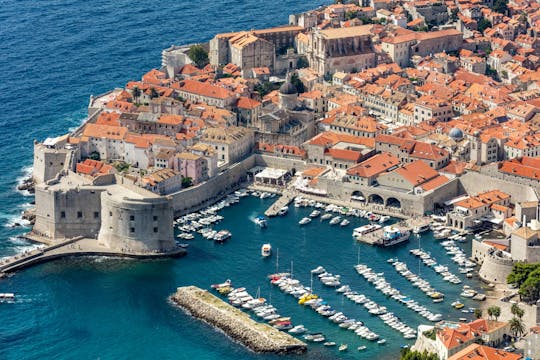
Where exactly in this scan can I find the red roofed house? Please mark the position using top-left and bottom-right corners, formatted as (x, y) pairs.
(447, 189), (511, 230)
(76, 159), (115, 177)
(172, 79), (236, 108)
(346, 152), (400, 185)
(448, 344), (521, 360)
(377, 159), (449, 192)
(433, 320), (510, 360)
(375, 134), (451, 169)
(236, 96), (262, 126)
(304, 131), (376, 170)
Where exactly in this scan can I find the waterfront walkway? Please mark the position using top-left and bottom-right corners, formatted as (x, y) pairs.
(264, 188), (298, 217)
(0, 234), (186, 275)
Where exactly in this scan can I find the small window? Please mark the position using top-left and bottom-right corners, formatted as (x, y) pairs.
(153, 227), (158, 233)
(130, 215), (135, 221)
(77, 211), (82, 218)
(109, 211), (113, 217)
(153, 216), (158, 221)
(94, 212), (99, 219)
(130, 227), (135, 233)
(61, 211), (66, 218)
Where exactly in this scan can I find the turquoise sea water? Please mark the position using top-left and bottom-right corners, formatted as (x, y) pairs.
(0, 1), (482, 359)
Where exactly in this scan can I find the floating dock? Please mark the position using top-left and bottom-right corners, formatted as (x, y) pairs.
(170, 286), (307, 354)
(264, 189), (297, 217)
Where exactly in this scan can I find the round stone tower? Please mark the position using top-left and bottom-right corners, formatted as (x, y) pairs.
(278, 79), (298, 110)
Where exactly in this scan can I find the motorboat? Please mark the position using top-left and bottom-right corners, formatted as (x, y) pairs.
(352, 224), (381, 238)
(323, 342), (336, 347)
(254, 216), (268, 228)
(340, 219), (350, 227)
(379, 226), (410, 247)
(379, 216), (391, 224)
(357, 346), (367, 351)
(299, 217), (311, 225)
(0, 293), (15, 300)
(338, 344), (348, 352)
(309, 210), (321, 218)
(260, 192), (271, 199)
(214, 230), (232, 243)
(289, 325), (307, 334)
(261, 243), (272, 257)
(321, 213), (332, 221)
(277, 206), (288, 216)
(211, 279), (232, 289)
(413, 224), (430, 234)
(329, 216), (341, 225)
(311, 266), (325, 274)
(377, 339), (386, 345)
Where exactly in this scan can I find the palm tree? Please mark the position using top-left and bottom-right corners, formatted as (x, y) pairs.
(511, 303), (524, 319)
(509, 317), (525, 339)
(487, 306), (494, 320)
(474, 308), (483, 319)
(132, 86), (141, 103)
(490, 306), (501, 321)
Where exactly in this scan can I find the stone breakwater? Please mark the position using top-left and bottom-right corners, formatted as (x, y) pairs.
(170, 286), (307, 354)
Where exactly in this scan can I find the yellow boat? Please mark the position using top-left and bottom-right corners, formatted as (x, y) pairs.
(452, 301), (465, 309)
(298, 293), (318, 304)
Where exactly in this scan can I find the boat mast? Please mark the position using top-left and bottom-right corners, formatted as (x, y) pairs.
(275, 248), (279, 273)
(291, 260), (294, 278)
(357, 247), (360, 265)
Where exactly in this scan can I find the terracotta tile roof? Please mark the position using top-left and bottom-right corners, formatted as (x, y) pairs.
(95, 112), (121, 126)
(346, 152), (400, 177)
(499, 157), (540, 180)
(172, 79), (234, 100)
(326, 148), (363, 162)
(420, 174), (449, 191)
(82, 124), (128, 140)
(394, 160), (439, 186)
(302, 167), (327, 178)
(448, 343), (521, 360)
(76, 159), (114, 177)
(309, 131), (375, 148)
(237, 96), (261, 109)
(158, 114), (184, 125)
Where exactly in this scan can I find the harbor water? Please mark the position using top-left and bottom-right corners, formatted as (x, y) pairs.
(0, 1), (481, 359)
(1, 195), (483, 359)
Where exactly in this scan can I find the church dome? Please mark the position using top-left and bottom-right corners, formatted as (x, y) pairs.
(449, 127), (464, 140)
(279, 81), (297, 95)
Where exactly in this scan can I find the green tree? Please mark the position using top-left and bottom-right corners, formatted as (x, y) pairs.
(149, 87), (159, 99)
(519, 267), (540, 302)
(89, 151), (100, 161)
(509, 317), (525, 338)
(400, 348), (439, 360)
(132, 86), (141, 103)
(474, 308), (483, 319)
(290, 73), (305, 93)
(188, 45), (209, 68)
(487, 306), (501, 321)
(477, 18), (492, 33)
(296, 57), (309, 69)
(493, 0), (508, 14)
(345, 10), (358, 20)
(181, 177), (193, 188)
(511, 303), (524, 319)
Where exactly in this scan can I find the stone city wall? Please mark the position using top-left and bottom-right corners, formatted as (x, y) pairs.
(459, 171), (539, 203)
(478, 254), (514, 284)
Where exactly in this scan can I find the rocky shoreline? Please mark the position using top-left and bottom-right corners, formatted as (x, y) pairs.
(170, 286), (307, 354)
(17, 176), (35, 194)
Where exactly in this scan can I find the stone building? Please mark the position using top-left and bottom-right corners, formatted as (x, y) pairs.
(510, 225), (540, 263)
(199, 126), (255, 165)
(305, 26), (377, 75)
(209, 26), (303, 69)
(228, 32), (275, 71)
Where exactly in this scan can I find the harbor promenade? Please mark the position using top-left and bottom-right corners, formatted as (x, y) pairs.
(0, 234), (186, 275)
(170, 286), (307, 354)
(358, 217), (431, 245)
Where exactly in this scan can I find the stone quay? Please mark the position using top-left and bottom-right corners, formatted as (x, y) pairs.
(170, 286), (307, 354)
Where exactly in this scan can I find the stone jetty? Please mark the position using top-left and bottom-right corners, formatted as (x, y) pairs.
(170, 286), (307, 354)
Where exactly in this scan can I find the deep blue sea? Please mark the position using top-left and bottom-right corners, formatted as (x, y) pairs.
(0, 1), (482, 359)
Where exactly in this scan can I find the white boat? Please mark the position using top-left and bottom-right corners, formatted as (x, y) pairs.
(260, 192), (271, 199)
(329, 216), (341, 225)
(289, 325), (307, 334)
(0, 293), (15, 299)
(254, 216), (268, 228)
(413, 224), (430, 234)
(338, 344), (348, 352)
(379, 226), (410, 247)
(353, 224), (381, 238)
(377, 339), (386, 345)
(309, 210), (321, 218)
(214, 230), (232, 243)
(321, 213), (332, 221)
(357, 345), (367, 351)
(261, 243), (272, 257)
(340, 219), (350, 227)
(311, 266), (325, 274)
(277, 206), (288, 216)
(379, 216), (391, 224)
(299, 217), (311, 225)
